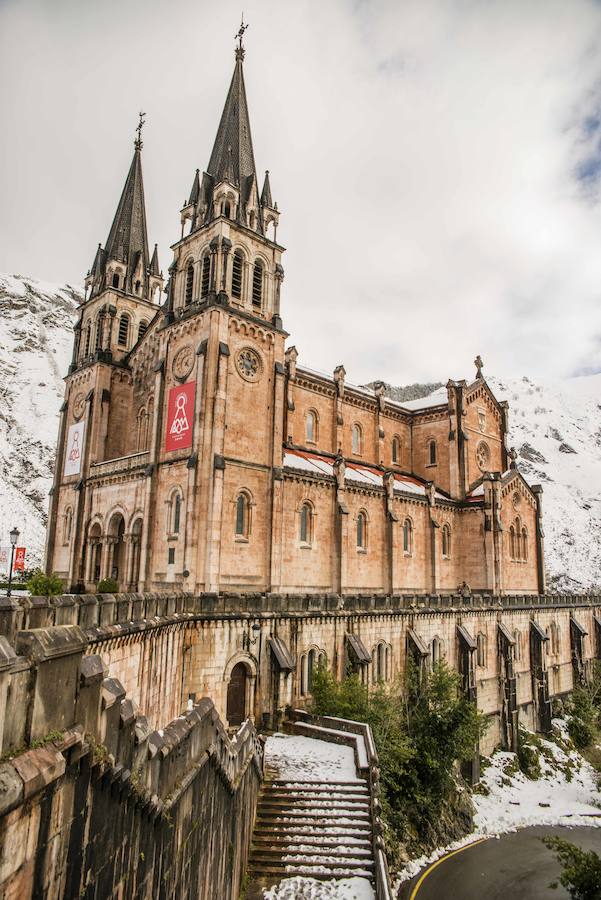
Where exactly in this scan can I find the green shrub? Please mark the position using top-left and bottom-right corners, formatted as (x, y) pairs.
(97, 578), (119, 593)
(543, 836), (601, 899)
(26, 570), (63, 596)
(568, 687), (597, 750)
(310, 661), (488, 854)
(517, 727), (542, 780)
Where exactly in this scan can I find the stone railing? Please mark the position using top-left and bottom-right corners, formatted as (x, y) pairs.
(2, 589), (600, 645)
(0, 625), (263, 899)
(89, 449), (150, 479)
(287, 708), (393, 900)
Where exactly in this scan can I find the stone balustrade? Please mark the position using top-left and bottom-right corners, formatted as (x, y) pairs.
(88, 449), (150, 478)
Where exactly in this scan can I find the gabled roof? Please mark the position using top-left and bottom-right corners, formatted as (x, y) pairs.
(105, 144), (150, 276)
(346, 633), (371, 664)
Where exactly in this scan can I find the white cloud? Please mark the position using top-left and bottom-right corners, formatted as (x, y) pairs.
(1, 0), (601, 384)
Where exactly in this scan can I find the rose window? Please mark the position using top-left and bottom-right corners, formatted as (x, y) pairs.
(476, 441), (490, 472)
(236, 348), (261, 382)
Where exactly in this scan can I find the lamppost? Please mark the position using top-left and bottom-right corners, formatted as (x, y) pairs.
(6, 527), (20, 598)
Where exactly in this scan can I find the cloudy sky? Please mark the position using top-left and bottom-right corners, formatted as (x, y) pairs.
(2, 0), (601, 386)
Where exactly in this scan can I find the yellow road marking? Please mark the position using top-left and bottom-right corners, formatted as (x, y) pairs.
(409, 837), (489, 900)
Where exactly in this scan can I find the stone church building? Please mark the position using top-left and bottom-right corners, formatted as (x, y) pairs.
(45, 40), (546, 602)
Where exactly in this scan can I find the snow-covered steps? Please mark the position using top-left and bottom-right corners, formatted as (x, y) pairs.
(246, 734), (378, 898)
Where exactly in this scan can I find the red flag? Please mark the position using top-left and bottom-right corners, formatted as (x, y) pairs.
(13, 547), (26, 572)
(165, 382), (195, 452)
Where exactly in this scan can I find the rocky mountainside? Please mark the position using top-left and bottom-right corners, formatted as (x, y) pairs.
(0, 273), (599, 588)
(0, 275), (80, 567)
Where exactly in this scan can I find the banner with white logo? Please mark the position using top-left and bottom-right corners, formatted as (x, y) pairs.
(64, 421), (85, 476)
(165, 382), (195, 452)
(0, 547), (9, 574)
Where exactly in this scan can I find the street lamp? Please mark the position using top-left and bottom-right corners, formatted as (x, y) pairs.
(242, 622), (261, 652)
(7, 527), (20, 598)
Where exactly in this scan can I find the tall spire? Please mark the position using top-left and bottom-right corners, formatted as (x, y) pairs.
(206, 21), (257, 191)
(105, 114), (150, 282)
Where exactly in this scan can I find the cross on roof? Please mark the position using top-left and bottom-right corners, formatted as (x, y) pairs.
(235, 14), (249, 58)
(135, 111), (146, 150)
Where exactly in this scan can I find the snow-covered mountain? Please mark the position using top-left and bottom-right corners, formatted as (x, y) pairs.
(0, 272), (599, 588)
(0, 275), (80, 567)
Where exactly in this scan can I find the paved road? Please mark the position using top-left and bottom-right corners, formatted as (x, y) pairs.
(399, 825), (601, 900)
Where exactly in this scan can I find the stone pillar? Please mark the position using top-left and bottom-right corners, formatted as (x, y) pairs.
(270, 361), (286, 591)
(333, 366), (345, 453)
(139, 356), (166, 589)
(383, 472), (397, 595)
(284, 345), (297, 445)
(182, 342), (206, 593)
(100, 537), (112, 581)
(426, 483), (439, 593)
(482, 475), (496, 592)
(44, 397), (69, 575)
(334, 457), (348, 595)
(205, 340), (231, 592)
(532, 484), (546, 594)
(373, 382), (386, 466)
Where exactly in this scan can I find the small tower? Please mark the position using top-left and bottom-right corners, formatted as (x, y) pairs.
(74, 115), (163, 369)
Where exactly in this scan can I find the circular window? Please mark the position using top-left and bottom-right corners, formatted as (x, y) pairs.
(236, 347), (262, 382)
(513, 491), (522, 509)
(476, 441), (490, 472)
(72, 392), (86, 420)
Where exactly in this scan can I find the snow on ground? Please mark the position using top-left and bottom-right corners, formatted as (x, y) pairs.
(264, 733), (361, 783)
(263, 876), (374, 899)
(396, 720), (601, 887)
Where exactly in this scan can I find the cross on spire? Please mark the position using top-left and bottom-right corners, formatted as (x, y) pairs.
(135, 111), (146, 150)
(235, 14), (249, 60)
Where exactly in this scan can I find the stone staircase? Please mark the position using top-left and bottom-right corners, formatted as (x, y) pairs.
(246, 775), (375, 893)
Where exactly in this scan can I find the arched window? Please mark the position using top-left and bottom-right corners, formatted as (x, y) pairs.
(185, 261), (194, 305)
(63, 507), (73, 544)
(117, 313), (129, 348)
(235, 492), (251, 538)
(357, 511), (367, 549)
(509, 525), (516, 560)
(137, 407), (147, 451)
(200, 254), (211, 298)
(135, 279), (141, 295)
(231, 250), (243, 299)
(476, 633), (486, 668)
(372, 642), (388, 683)
(352, 424), (362, 455)
(112, 272), (120, 289)
(392, 436), (401, 465)
(173, 493), (182, 534)
(138, 320), (148, 342)
(441, 524), (451, 558)
(306, 410), (317, 443)
(300, 502), (313, 545)
(521, 527), (528, 561)
(514, 630), (522, 661)
(428, 439), (437, 466)
(403, 518), (413, 554)
(95, 314), (103, 351)
(221, 200), (231, 218)
(252, 259), (263, 308)
(431, 637), (442, 666)
(84, 323), (91, 356)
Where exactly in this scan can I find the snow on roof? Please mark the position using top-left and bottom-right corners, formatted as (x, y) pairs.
(398, 386), (449, 411)
(283, 449), (448, 500)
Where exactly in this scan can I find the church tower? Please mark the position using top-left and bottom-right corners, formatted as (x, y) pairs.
(73, 117), (163, 370)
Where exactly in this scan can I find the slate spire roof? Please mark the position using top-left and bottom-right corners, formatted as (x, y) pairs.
(206, 47), (258, 190)
(261, 170), (273, 208)
(105, 142), (150, 278)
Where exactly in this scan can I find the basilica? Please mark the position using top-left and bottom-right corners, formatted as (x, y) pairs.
(45, 38), (545, 600)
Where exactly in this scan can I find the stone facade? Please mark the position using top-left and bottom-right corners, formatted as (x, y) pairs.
(46, 44), (545, 601)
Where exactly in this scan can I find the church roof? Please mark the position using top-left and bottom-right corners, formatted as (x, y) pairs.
(105, 143), (150, 276)
(206, 50), (258, 191)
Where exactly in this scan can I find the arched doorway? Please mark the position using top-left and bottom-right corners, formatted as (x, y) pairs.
(226, 662), (249, 727)
(108, 513), (126, 587)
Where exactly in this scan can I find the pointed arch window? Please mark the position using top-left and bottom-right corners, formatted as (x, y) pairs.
(231, 250), (243, 299)
(357, 510), (367, 549)
(352, 423), (362, 455)
(63, 507), (73, 544)
(235, 492), (251, 538)
(112, 273), (120, 289)
(509, 525), (516, 560)
(300, 502), (314, 546)
(431, 637), (443, 666)
(476, 633), (487, 668)
(306, 410), (317, 444)
(521, 527), (528, 561)
(84, 323), (92, 357)
(173, 493), (182, 534)
(138, 320), (148, 342)
(95, 313), (104, 351)
(117, 313), (130, 348)
(200, 254), (211, 298)
(392, 435), (401, 464)
(221, 200), (231, 219)
(403, 518), (413, 555)
(441, 524), (451, 558)
(185, 261), (194, 305)
(252, 259), (263, 308)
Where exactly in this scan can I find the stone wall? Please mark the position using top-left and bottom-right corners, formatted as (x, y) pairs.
(0, 623), (262, 899)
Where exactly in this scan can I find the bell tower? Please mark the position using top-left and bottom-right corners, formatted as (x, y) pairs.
(72, 115), (163, 371)
(170, 23), (285, 329)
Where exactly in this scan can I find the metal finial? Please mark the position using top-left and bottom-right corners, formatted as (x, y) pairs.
(135, 111), (146, 149)
(235, 14), (249, 60)
(474, 354), (484, 379)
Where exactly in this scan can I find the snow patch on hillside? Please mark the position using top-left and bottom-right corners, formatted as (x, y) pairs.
(0, 274), (80, 565)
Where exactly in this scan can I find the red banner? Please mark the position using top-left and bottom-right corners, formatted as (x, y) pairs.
(13, 547), (26, 572)
(165, 382), (195, 452)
